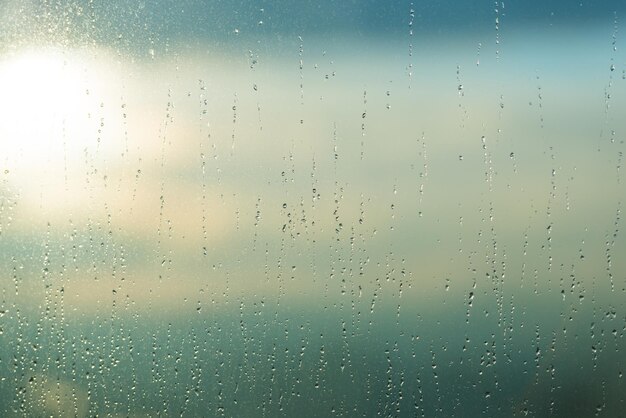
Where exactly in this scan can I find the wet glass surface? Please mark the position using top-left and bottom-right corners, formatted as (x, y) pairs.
(0, 1), (625, 416)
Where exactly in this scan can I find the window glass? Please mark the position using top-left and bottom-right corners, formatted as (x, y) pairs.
(1, 1), (625, 416)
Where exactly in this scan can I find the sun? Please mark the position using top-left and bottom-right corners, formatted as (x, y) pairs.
(0, 46), (130, 215)
(0, 48), (101, 167)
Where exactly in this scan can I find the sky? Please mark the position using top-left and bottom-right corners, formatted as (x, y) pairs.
(0, 1), (625, 416)
(3, 0), (626, 52)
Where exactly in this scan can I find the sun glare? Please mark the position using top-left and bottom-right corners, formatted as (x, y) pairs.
(0, 49), (100, 165)
(0, 47), (126, 210)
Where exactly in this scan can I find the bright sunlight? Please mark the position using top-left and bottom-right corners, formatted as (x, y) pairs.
(0, 47), (124, 209)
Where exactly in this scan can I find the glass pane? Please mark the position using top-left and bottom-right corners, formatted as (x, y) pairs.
(1, 1), (625, 416)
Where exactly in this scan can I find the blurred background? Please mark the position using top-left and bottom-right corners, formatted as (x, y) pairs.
(0, 1), (625, 416)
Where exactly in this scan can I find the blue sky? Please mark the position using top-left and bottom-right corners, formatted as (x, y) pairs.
(3, 0), (626, 52)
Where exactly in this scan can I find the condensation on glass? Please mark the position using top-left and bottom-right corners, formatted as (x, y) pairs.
(0, 1), (625, 417)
